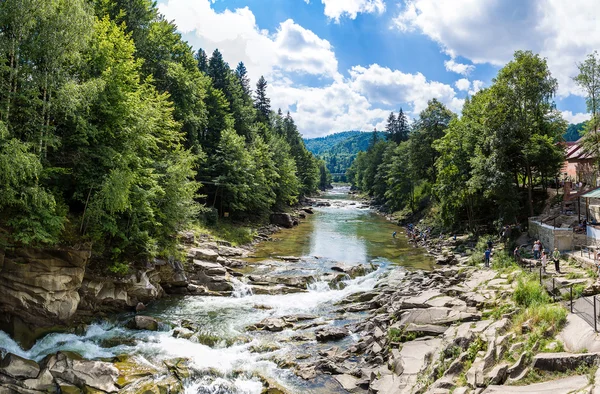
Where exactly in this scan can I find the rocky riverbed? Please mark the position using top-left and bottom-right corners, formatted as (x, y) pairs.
(3, 188), (599, 393)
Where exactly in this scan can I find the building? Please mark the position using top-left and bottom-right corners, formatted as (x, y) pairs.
(562, 138), (597, 186)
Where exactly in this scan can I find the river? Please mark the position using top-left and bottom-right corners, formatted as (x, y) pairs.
(0, 186), (432, 393)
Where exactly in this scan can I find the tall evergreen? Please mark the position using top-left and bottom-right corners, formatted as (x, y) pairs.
(196, 48), (208, 74)
(255, 76), (271, 123)
(385, 112), (396, 141)
(235, 62), (251, 97)
(396, 108), (409, 143)
(208, 49), (229, 91)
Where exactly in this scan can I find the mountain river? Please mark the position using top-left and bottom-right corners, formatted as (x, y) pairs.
(0, 186), (432, 393)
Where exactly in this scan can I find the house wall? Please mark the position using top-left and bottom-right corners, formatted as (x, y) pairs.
(528, 218), (574, 252)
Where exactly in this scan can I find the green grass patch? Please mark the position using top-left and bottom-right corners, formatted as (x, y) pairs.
(191, 221), (257, 246)
(512, 304), (567, 337)
(513, 277), (551, 307)
(566, 272), (584, 279)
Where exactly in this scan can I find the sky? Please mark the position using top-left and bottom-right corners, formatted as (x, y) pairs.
(157, 0), (598, 138)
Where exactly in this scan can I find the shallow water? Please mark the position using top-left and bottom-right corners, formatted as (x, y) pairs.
(0, 186), (432, 393)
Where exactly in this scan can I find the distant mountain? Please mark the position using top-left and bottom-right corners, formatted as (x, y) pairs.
(304, 131), (385, 180)
(564, 121), (587, 142)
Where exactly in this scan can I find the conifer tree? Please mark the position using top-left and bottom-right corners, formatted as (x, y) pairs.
(396, 108), (410, 142)
(196, 48), (208, 73)
(255, 76), (271, 123)
(235, 62), (251, 97)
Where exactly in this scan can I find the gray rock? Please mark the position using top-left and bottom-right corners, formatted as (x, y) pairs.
(190, 248), (219, 262)
(255, 317), (291, 332)
(315, 326), (349, 342)
(130, 315), (159, 331)
(482, 375), (589, 393)
(270, 213), (295, 228)
(398, 307), (481, 326)
(532, 352), (600, 372)
(0, 354), (40, 379)
(485, 363), (509, 385)
(334, 374), (360, 392)
(42, 352), (119, 393)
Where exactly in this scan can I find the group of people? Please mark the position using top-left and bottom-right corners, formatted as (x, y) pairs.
(523, 239), (562, 274)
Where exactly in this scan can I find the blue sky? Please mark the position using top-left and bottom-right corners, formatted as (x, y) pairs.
(157, 0), (595, 138)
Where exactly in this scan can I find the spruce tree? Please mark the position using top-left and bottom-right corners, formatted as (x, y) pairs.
(396, 108), (409, 143)
(385, 112), (396, 141)
(196, 48), (208, 73)
(255, 76), (271, 123)
(208, 49), (229, 91)
(235, 62), (251, 97)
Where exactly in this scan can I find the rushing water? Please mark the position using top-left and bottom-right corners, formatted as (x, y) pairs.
(0, 186), (432, 393)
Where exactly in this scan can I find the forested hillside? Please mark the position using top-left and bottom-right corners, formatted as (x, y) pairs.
(564, 121), (588, 141)
(304, 130), (385, 180)
(0, 0), (326, 270)
(348, 51), (575, 230)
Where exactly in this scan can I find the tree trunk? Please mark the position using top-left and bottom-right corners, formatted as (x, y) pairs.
(527, 163), (534, 217)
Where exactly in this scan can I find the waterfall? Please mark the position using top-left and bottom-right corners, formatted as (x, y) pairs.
(231, 277), (253, 298)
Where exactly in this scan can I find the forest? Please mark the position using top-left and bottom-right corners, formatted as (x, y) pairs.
(0, 0), (329, 270)
(348, 50), (600, 232)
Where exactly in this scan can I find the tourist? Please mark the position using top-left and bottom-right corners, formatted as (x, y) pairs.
(484, 248), (491, 268)
(533, 241), (540, 260)
(513, 246), (521, 265)
(487, 239), (493, 250)
(552, 247), (562, 274)
(392, 231), (397, 238)
(541, 250), (547, 274)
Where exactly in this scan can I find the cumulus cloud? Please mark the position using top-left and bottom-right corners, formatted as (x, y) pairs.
(321, 0), (386, 22)
(444, 59), (474, 75)
(468, 80), (484, 96)
(159, 0), (465, 137)
(455, 78), (470, 91)
(393, 0), (600, 97)
(561, 111), (591, 124)
(159, 0), (340, 83)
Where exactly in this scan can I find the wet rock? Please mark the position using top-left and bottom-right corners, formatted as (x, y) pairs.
(270, 213), (295, 228)
(135, 302), (146, 313)
(42, 352), (119, 393)
(315, 326), (349, 342)
(0, 354), (40, 379)
(254, 317), (292, 332)
(302, 208), (314, 214)
(129, 315), (159, 331)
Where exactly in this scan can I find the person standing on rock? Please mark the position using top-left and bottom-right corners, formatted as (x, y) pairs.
(513, 246), (521, 265)
(541, 250), (548, 274)
(392, 231), (397, 238)
(484, 248), (491, 268)
(552, 247), (562, 274)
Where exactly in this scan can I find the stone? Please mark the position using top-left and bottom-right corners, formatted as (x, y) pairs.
(315, 326), (349, 342)
(129, 315), (159, 331)
(270, 213), (295, 228)
(482, 375), (589, 393)
(398, 307), (481, 326)
(0, 354), (40, 379)
(43, 352), (119, 393)
(532, 352), (600, 372)
(485, 363), (508, 385)
(0, 247), (90, 332)
(135, 302), (146, 312)
(190, 248), (219, 262)
(255, 317), (291, 332)
(334, 374), (359, 392)
(405, 323), (448, 336)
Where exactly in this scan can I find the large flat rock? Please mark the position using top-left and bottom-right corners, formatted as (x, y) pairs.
(533, 352), (600, 372)
(398, 307), (481, 326)
(482, 375), (589, 393)
(559, 314), (600, 353)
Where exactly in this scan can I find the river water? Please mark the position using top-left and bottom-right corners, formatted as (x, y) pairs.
(0, 186), (432, 393)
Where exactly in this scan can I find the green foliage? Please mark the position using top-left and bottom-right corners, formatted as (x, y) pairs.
(513, 277), (551, 307)
(564, 122), (587, 142)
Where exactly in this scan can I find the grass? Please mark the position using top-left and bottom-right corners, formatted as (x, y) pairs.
(566, 272), (584, 279)
(191, 221), (258, 246)
(513, 276), (551, 307)
(512, 304), (568, 337)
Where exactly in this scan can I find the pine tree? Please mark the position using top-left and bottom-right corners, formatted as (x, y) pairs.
(208, 49), (229, 91)
(235, 62), (251, 97)
(396, 108), (409, 143)
(385, 112), (396, 141)
(195, 48), (208, 74)
(255, 76), (271, 123)
(369, 128), (379, 149)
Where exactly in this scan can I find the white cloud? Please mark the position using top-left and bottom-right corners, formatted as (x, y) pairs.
(158, 0), (340, 83)
(444, 59), (474, 75)
(321, 0), (386, 22)
(393, 0), (600, 97)
(468, 80), (484, 96)
(561, 111), (591, 124)
(159, 0), (465, 137)
(454, 78), (470, 91)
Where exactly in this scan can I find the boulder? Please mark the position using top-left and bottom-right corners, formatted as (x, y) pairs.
(482, 375), (589, 393)
(189, 248), (219, 262)
(129, 315), (159, 331)
(302, 208), (314, 214)
(315, 326), (349, 342)
(42, 352), (119, 393)
(254, 317), (291, 332)
(0, 354), (40, 379)
(269, 213), (295, 228)
(334, 374), (360, 393)
(398, 307), (481, 326)
(532, 352), (600, 372)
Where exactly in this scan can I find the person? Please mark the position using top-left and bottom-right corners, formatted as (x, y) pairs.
(552, 247), (562, 274)
(484, 248), (491, 268)
(541, 250), (548, 274)
(513, 246), (521, 265)
(487, 239), (493, 250)
(392, 231), (397, 238)
(533, 241), (540, 260)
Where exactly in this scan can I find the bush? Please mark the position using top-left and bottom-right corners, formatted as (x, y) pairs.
(513, 277), (550, 307)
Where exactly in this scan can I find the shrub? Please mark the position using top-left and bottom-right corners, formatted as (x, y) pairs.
(513, 304), (568, 336)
